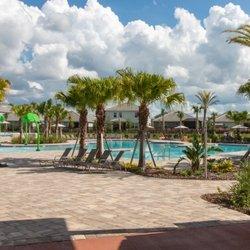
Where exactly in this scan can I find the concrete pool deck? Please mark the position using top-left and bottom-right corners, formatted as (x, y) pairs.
(0, 156), (249, 246)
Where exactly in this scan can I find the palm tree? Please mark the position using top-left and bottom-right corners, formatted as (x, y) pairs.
(0, 78), (10, 102)
(210, 112), (218, 134)
(225, 24), (250, 47)
(11, 104), (33, 142)
(225, 25), (250, 100)
(52, 104), (68, 138)
(195, 91), (218, 178)
(88, 77), (119, 158)
(56, 76), (97, 149)
(237, 80), (250, 100)
(226, 111), (248, 125)
(192, 105), (201, 132)
(176, 111), (184, 126)
(37, 99), (53, 138)
(117, 68), (185, 170)
(160, 108), (165, 132)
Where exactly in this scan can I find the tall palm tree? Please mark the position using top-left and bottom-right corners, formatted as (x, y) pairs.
(11, 104), (33, 142)
(237, 80), (250, 100)
(160, 108), (165, 132)
(192, 105), (201, 132)
(0, 78), (10, 102)
(195, 91), (218, 178)
(56, 76), (97, 149)
(117, 68), (185, 170)
(226, 24), (250, 47)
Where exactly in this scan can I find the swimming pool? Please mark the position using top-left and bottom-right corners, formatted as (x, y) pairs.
(0, 140), (248, 160)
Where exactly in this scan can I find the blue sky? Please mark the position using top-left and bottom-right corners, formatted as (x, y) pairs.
(22, 0), (250, 26)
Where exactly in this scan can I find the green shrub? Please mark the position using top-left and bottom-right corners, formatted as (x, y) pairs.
(180, 169), (192, 176)
(211, 159), (234, 173)
(11, 135), (67, 144)
(230, 161), (250, 209)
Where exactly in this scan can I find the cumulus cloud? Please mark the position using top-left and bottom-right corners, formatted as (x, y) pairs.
(0, 0), (249, 114)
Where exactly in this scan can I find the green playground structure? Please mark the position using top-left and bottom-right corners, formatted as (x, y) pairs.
(21, 112), (41, 151)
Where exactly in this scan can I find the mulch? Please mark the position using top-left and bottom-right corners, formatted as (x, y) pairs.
(201, 192), (250, 215)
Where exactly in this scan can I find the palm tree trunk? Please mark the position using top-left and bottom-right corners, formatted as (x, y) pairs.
(55, 118), (59, 138)
(138, 102), (149, 171)
(203, 108), (208, 179)
(79, 109), (88, 150)
(196, 112), (199, 132)
(96, 104), (105, 158)
(19, 119), (23, 143)
(44, 116), (49, 138)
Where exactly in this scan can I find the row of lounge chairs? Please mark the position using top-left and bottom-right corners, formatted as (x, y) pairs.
(40, 147), (125, 171)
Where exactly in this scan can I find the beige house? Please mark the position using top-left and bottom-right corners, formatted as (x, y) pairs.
(215, 113), (235, 128)
(105, 103), (139, 131)
(153, 111), (199, 130)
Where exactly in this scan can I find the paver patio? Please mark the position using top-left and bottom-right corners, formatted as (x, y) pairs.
(0, 152), (249, 246)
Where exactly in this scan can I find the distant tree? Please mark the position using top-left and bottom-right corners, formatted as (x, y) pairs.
(0, 78), (10, 102)
(196, 91), (218, 178)
(192, 105), (201, 132)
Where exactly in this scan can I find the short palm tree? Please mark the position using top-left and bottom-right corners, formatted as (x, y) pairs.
(117, 68), (185, 170)
(37, 99), (53, 138)
(0, 78), (10, 102)
(210, 112), (218, 134)
(56, 76), (96, 149)
(196, 91), (218, 178)
(52, 104), (68, 138)
(192, 105), (201, 132)
(11, 104), (33, 142)
(226, 111), (248, 125)
(176, 111), (184, 126)
(226, 24), (250, 47)
(237, 80), (250, 100)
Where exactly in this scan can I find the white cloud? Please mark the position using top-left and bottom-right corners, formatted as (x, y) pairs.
(0, 0), (249, 113)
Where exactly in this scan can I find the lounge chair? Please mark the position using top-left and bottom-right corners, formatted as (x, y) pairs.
(40, 147), (72, 166)
(240, 149), (250, 163)
(78, 149), (98, 171)
(60, 148), (87, 168)
(111, 150), (125, 170)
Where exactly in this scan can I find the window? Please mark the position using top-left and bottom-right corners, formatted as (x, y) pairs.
(119, 112), (122, 118)
(113, 112), (117, 118)
(135, 112), (138, 118)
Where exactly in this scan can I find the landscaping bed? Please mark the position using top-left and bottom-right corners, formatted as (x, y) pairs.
(140, 167), (237, 180)
(202, 192), (250, 215)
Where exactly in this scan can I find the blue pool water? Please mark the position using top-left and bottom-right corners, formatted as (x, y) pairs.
(0, 140), (248, 160)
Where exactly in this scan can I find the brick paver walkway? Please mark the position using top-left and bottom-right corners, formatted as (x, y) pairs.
(0, 153), (249, 246)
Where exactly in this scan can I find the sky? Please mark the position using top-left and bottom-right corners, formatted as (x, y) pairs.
(0, 0), (249, 115)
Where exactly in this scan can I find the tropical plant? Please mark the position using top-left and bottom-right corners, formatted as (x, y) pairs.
(0, 78), (10, 102)
(52, 104), (68, 138)
(176, 111), (184, 126)
(230, 161), (250, 209)
(210, 112), (218, 134)
(11, 104), (33, 142)
(211, 159), (234, 173)
(226, 111), (248, 125)
(160, 108), (165, 132)
(89, 77), (119, 158)
(192, 105), (201, 132)
(56, 76), (97, 149)
(37, 99), (53, 138)
(237, 80), (250, 100)
(174, 134), (223, 174)
(196, 91), (218, 178)
(117, 68), (185, 170)
(226, 24), (250, 47)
